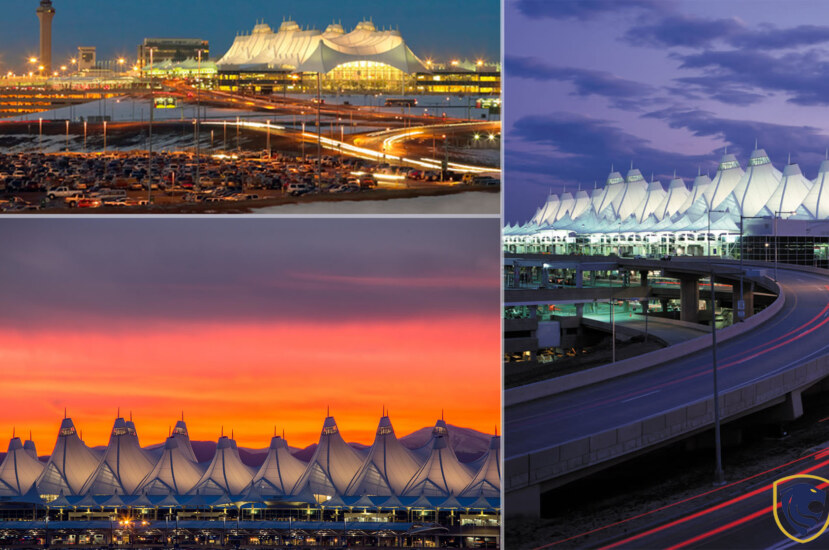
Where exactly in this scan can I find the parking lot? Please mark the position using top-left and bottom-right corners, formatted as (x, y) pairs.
(0, 151), (498, 211)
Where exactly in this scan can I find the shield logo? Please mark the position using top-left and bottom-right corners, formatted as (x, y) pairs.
(773, 474), (829, 543)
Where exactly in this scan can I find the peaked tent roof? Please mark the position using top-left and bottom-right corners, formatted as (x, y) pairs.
(136, 436), (205, 495)
(81, 417), (155, 495)
(401, 434), (473, 498)
(218, 20), (428, 74)
(291, 416), (364, 497)
(412, 419), (450, 461)
(705, 153), (745, 210)
(249, 435), (307, 496)
(766, 163), (812, 217)
(732, 148), (781, 217)
(190, 435), (255, 496)
(802, 159), (829, 219)
(171, 420), (198, 463)
(653, 178), (690, 221)
(35, 418), (101, 496)
(460, 435), (500, 498)
(23, 440), (38, 460)
(345, 415), (422, 497)
(0, 437), (44, 496)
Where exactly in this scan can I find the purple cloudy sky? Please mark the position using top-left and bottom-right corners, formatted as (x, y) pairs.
(0, 218), (499, 330)
(505, 0), (829, 223)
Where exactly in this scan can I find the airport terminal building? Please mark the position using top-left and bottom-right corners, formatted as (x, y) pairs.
(0, 414), (499, 547)
(505, 148), (829, 268)
(215, 19), (500, 95)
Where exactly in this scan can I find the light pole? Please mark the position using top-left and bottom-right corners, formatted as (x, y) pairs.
(65, 119), (69, 151)
(774, 210), (797, 282)
(103, 119), (107, 154)
(708, 208), (727, 486)
(38, 117), (42, 154)
(147, 46), (157, 205)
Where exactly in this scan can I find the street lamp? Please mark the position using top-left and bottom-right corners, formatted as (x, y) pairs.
(774, 210), (797, 282)
(708, 208), (728, 486)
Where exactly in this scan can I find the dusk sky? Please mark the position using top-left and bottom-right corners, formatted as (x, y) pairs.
(0, 218), (500, 451)
(0, 0), (499, 72)
(505, 0), (829, 223)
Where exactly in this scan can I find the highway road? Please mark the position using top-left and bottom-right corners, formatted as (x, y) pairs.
(600, 446), (829, 549)
(506, 264), (829, 460)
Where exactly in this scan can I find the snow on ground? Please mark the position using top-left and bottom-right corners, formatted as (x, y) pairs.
(253, 191), (500, 215)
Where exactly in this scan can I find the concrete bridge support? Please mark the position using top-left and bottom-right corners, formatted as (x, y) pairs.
(679, 275), (700, 323)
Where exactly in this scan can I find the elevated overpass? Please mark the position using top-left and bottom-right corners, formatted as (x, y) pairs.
(505, 258), (829, 517)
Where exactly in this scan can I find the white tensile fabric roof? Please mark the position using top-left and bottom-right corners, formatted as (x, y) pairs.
(171, 420), (198, 463)
(217, 20), (428, 74)
(512, 148), (829, 235)
(412, 419), (450, 461)
(23, 440), (38, 460)
(461, 435), (500, 498)
(633, 180), (666, 224)
(345, 415), (422, 496)
(732, 148), (781, 218)
(190, 435), (255, 495)
(36, 418), (101, 496)
(705, 153), (745, 210)
(135, 436), (205, 495)
(613, 169), (648, 221)
(82, 417), (155, 495)
(291, 416), (364, 497)
(0, 437), (44, 496)
(401, 432), (473, 497)
(250, 435), (307, 496)
(801, 160), (829, 219)
(766, 163), (812, 218)
(9, 415), (498, 503)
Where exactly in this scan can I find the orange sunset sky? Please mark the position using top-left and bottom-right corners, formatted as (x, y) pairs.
(0, 218), (501, 451)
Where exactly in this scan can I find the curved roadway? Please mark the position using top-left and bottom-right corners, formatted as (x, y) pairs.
(506, 264), (829, 460)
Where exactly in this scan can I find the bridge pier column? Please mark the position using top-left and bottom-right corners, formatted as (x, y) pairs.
(541, 267), (550, 289)
(660, 298), (670, 313)
(575, 303), (584, 318)
(783, 390), (804, 421)
(512, 265), (520, 288)
(640, 271), (650, 314)
(575, 269), (584, 288)
(506, 485), (541, 518)
(679, 275), (700, 323)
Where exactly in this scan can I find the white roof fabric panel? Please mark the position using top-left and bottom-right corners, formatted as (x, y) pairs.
(190, 436), (255, 496)
(82, 418), (155, 495)
(0, 438), (44, 496)
(250, 436), (307, 496)
(345, 416), (421, 497)
(401, 435), (473, 498)
(732, 149), (781, 217)
(136, 437), (205, 495)
(292, 416), (364, 497)
(802, 160), (829, 219)
(36, 418), (101, 496)
(460, 436), (500, 498)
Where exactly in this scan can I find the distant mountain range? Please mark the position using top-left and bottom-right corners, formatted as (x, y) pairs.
(12, 424), (494, 467)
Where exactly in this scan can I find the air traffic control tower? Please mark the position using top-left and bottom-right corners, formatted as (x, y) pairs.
(36, 0), (55, 73)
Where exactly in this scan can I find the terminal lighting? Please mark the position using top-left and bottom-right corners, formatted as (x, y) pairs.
(373, 173), (406, 181)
